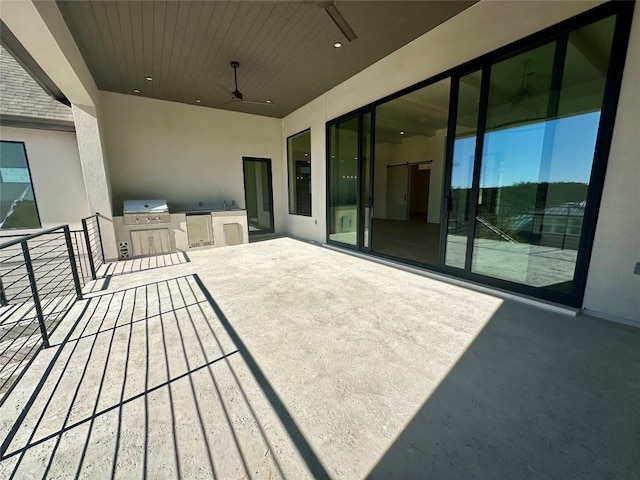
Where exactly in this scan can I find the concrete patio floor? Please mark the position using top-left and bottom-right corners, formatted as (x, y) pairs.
(0, 237), (638, 479)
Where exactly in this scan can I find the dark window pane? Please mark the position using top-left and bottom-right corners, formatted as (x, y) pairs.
(243, 159), (273, 234)
(0, 142), (40, 230)
(361, 112), (371, 248)
(287, 130), (312, 216)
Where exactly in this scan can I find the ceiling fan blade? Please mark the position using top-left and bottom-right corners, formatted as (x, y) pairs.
(240, 99), (274, 106)
(324, 2), (357, 42)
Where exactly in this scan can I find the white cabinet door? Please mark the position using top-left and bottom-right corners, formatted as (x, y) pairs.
(130, 228), (172, 257)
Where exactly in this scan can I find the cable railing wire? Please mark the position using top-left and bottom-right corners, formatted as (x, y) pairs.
(0, 219), (104, 405)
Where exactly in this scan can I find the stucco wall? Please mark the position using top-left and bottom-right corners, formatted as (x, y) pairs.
(583, 3), (640, 325)
(282, 0), (639, 323)
(282, 0), (607, 242)
(0, 126), (89, 231)
(98, 92), (285, 232)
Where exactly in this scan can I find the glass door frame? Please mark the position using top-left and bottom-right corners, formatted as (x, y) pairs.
(242, 157), (275, 235)
(325, 1), (633, 307)
(325, 108), (375, 252)
(438, 2), (633, 307)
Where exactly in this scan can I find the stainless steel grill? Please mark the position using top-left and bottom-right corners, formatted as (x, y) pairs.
(123, 199), (170, 225)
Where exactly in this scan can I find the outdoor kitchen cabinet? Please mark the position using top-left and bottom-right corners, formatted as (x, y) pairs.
(130, 228), (172, 257)
(186, 213), (214, 247)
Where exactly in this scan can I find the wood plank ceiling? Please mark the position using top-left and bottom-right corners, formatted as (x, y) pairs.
(56, 1), (476, 118)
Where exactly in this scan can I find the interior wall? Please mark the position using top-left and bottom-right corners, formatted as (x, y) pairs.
(373, 134), (446, 223)
(373, 143), (394, 218)
(0, 126), (89, 231)
(425, 133), (446, 223)
(99, 91), (284, 232)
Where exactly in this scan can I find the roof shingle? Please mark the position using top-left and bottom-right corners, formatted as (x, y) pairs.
(0, 44), (73, 122)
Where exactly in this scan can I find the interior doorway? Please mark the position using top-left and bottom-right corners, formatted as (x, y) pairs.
(242, 157), (274, 234)
(370, 78), (450, 266)
(409, 164), (430, 221)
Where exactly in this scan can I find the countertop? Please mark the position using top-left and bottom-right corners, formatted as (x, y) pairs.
(178, 208), (247, 214)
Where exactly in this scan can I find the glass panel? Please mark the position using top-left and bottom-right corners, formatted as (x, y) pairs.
(371, 78), (450, 265)
(445, 71), (482, 269)
(361, 112), (372, 248)
(328, 117), (359, 245)
(0, 142), (40, 230)
(471, 16), (615, 292)
(243, 159), (273, 234)
(287, 130), (312, 216)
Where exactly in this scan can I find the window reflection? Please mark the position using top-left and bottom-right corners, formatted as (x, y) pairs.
(287, 130), (312, 216)
(328, 117), (359, 245)
(471, 16), (615, 292)
(445, 71), (482, 269)
(0, 142), (40, 230)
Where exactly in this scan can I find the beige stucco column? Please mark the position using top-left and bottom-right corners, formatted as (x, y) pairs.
(72, 105), (117, 260)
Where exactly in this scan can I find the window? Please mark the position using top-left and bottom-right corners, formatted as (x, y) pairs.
(287, 130), (312, 216)
(0, 141), (40, 230)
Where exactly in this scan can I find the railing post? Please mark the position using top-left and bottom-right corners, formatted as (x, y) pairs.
(21, 240), (49, 349)
(95, 213), (105, 262)
(63, 226), (83, 300)
(81, 217), (97, 280)
(0, 276), (7, 307)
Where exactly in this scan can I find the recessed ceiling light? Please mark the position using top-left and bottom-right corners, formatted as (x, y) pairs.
(145, 76), (153, 81)
(304, 153), (308, 156)
(400, 131), (405, 135)
(133, 89), (140, 94)
(266, 100), (272, 104)
(334, 42), (342, 48)
(196, 99), (201, 103)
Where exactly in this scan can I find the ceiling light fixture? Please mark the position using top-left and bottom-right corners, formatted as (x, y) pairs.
(196, 99), (201, 103)
(400, 131), (405, 135)
(133, 89), (140, 94)
(266, 100), (272, 104)
(145, 76), (153, 81)
(334, 42), (342, 48)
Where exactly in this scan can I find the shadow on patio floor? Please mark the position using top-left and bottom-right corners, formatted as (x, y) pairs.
(97, 252), (191, 278)
(366, 302), (640, 479)
(0, 274), (325, 479)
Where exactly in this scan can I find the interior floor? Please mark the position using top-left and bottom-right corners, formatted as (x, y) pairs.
(371, 218), (441, 266)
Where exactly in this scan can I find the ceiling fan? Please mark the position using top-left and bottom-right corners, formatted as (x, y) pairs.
(220, 61), (273, 106)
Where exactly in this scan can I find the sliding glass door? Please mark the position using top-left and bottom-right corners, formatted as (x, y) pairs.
(371, 79), (450, 266)
(327, 3), (630, 306)
(442, 12), (619, 304)
(327, 112), (372, 249)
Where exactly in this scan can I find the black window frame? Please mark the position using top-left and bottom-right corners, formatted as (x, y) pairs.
(325, 1), (634, 307)
(0, 140), (42, 230)
(286, 128), (313, 217)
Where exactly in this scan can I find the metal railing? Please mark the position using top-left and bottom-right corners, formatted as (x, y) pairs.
(0, 225), (84, 402)
(81, 214), (104, 278)
(70, 229), (94, 287)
